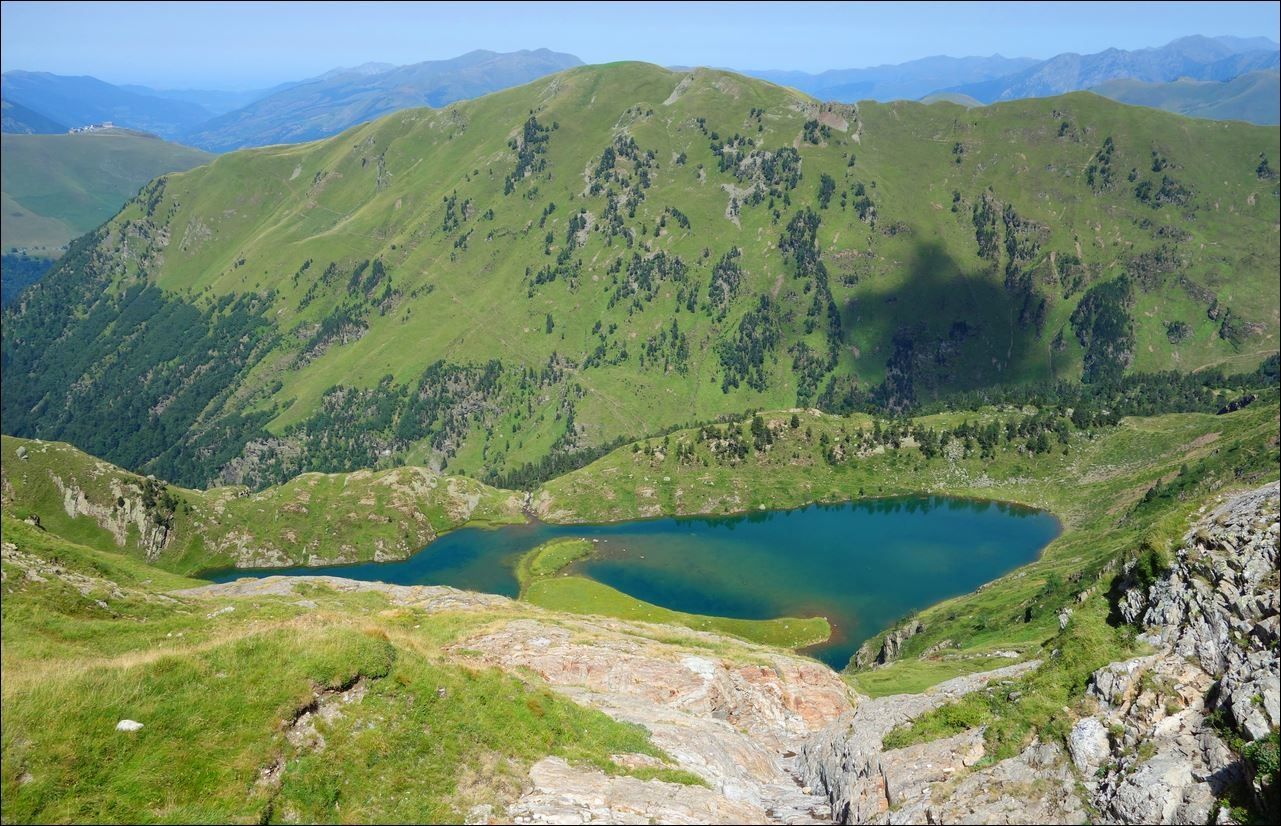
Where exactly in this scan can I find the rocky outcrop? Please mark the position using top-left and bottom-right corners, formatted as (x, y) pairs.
(180, 576), (851, 824)
(794, 661), (1079, 824)
(1120, 482), (1279, 740)
(173, 575), (513, 613)
(503, 757), (770, 824)
(1075, 481), (1280, 824)
(53, 475), (173, 560)
(852, 620), (923, 669)
(457, 618), (849, 823)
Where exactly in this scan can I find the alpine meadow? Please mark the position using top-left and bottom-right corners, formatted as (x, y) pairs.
(2, 8), (1280, 826)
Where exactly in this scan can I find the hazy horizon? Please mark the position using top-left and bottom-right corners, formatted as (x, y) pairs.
(1, 0), (1278, 90)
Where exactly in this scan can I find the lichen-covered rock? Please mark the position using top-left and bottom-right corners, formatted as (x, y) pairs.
(1067, 717), (1111, 773)
(1084, 481), (1279, 824)
(917, 741), (1086, 825)
(505, 757), (770, 824)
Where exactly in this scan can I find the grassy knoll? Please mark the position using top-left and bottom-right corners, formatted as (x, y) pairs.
(0, 515), (705, 823)
(513, 537), (830, 648)
(523, 575), (830, 650)
(515, 537), (595, 589)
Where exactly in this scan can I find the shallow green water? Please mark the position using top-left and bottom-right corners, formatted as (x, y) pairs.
(211, 496), (1060, 669)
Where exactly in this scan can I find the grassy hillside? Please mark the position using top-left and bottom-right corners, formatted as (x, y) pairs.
(3, 62), (1278, 489)
(0, 516), (707, 823)
(1093, 70), (1281, 125)
(0, 129), (211, 255)
(0, 435), (523, 574)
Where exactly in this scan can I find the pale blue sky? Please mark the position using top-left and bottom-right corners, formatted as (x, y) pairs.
(2, 1), (1278, 89)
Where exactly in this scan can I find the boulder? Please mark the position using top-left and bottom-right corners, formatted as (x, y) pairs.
(1067, 716), (1111, 772)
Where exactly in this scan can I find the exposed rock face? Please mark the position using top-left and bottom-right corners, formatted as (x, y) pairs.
(53, 475), (172, 560)
(179, 577), (851, 823)
(1079, 481), (1279, 824)
(457, 618), (849, 822)
(1121, 482), (1279, 740)
(793, 661), (1083, 824)
(504, 757), (770, 824)
(173, 575), (513, 613)
(852, 620), (923, 669)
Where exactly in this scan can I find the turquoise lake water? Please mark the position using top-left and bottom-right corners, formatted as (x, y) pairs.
(210, 496), (1060, 669)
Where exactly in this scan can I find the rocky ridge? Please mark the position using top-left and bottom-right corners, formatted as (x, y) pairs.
(1076, 480), (1279, 824)
(795, 661), (1089, 824)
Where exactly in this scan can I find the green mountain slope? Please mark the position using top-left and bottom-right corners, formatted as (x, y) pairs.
(1, 129), (212, 255)
(1092, 70), (1281, 125)
(3, 63), (1278, 489)
(0, 98), (66, 134)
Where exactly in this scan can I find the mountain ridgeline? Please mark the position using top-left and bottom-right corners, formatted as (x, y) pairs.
(3, 63), (1278, 490)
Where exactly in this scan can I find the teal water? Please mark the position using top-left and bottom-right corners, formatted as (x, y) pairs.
(209, 496), (1060, 669)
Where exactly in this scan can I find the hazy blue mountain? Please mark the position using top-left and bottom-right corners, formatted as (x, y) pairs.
(313, 62), (398, 81)
(1092, 69), (1280, 124)
(0, 98), (66, 133)
(744, 54), (1038, 102)
(0, 71), (212, 138)
(183, 49), (582, 151)
(943, 35), (1280, 103)
(116, 84), (286, 116)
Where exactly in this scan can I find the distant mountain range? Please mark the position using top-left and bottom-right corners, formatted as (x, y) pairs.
(743, 55), (1040, 102)
(939, 35), (1279, 105)
(0, 72), (212, 139)
(1, 49), (583, 151)
(746, 35), (1279, 124)
(185, 49), (582, 151)
(4, 36), (1278, 156)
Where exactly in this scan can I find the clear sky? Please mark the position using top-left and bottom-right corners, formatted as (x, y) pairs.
(2, 0), (1278, 89)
